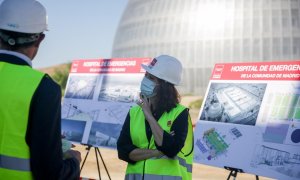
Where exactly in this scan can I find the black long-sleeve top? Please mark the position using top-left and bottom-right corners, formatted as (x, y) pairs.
(0, 53), (80, 180)
(117, 107), (189, 164)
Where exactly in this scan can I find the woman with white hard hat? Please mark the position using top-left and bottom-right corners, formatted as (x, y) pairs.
(117, 55), (194, 180)
(0, 0), (81, 179)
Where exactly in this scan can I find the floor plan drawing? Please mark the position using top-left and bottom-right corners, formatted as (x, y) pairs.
(195, 128), (230, 161)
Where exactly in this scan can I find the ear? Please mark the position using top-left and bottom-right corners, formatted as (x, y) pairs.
(34, 33), (45, 48)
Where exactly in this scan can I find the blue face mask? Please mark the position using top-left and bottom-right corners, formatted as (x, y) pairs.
(140, 76), (157, 98)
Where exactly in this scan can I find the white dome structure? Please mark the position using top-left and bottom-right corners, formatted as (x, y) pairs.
(112, 0), (300, 95)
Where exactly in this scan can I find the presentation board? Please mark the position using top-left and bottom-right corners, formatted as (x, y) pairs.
(61, 58), (151, 148)
(194, 61), (300, 180)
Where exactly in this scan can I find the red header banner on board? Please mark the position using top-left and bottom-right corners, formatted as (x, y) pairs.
(211, 60), (300, 81)
(70, 58), (151, 74)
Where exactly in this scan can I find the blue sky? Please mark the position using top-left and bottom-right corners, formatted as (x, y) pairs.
(0, 0), (128, 68)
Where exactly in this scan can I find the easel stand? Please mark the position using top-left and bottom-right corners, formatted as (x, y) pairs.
(80, 145), (111, 180)
(224, 166), (259, 180)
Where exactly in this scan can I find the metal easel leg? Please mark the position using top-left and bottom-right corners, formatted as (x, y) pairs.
(227, 170), (238, 180)
(80, 145), (92, 173)
(96, 147), (111, 180)
(95, 147), (101, 180)
(79, 145), (111, 180)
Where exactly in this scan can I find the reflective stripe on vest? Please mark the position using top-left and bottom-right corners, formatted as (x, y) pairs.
(125, 173), (182, 180)
(0, 61), (44, 179)
(151, 155), (192, 173)
(177, 156), (192, 173)
(0, 154), (30, 171)
(127, 104), (193, 180)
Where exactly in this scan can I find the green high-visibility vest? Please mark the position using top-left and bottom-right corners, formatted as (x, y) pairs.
(0, 61), (44, 179)
(126, 104), (194, 180)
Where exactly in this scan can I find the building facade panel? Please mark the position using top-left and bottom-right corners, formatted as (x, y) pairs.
(112, 0), (300, 95)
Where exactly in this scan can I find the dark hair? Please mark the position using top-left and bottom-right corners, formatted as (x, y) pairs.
(153, 79), (180, 113)
(0, 29), (38, 50)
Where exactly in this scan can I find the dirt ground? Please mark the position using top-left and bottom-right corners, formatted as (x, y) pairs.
(74, 96), (274, 180)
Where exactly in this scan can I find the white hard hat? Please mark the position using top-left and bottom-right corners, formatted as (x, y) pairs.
(142, 55), (183, 85)
(0, 0), (48, 33)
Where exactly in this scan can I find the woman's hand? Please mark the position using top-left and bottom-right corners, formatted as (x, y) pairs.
(140, 93), (154, 121)
(140, 93), (164, 146)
